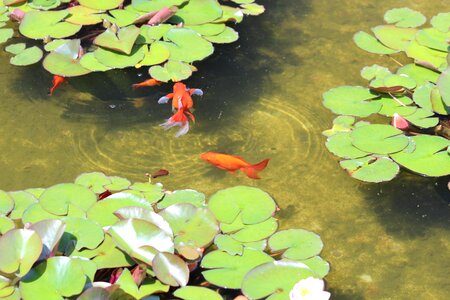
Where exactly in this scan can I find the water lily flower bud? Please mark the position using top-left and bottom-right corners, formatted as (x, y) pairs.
(391, 113), (409, 131)
(289, 277), (330, 300)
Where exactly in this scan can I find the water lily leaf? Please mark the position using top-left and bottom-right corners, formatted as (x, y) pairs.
(20, 257), (86, 299)
(204, 27), (238, 44)
(370, 74), (416, 92)
(360, 64), (391, 81)
(114, 207), (172, 236)
(208, 186), (277, 225)
(107, 9), (139, 27)
(397, 63), (440, 85)
(137, 24), (173, 44)
(132, 0), (186, 12)
(78, 0), (123, 10)
(94, 45), (146, 69)
(403, 108), (439, 128)
(138, 42), (170, 66)
(268, 229), (323, 260)
(19, 10), (82, 39)
(384, 7), (426, 28)
(29, 220), (65, 260)
(39, 183), (97, 216)
(213, 5), (244, 23)
(75, 172), (111, 194)
(161, 28), (214, 63)
(298, 256), (330, 278)
(413, 83), (450, 114)
(77, 287), (111, 300)
(220, 216), (278, 243)
(108, 218), (174, 265)
(371, 25), (417, 51)
(105, 176), (131, 192)
(214, 234), (244, 255)
(79, 53), (112, 72)
(153, 252), (189, 287)
(242, 261), (315, 300)
(406, 40), (447, 71)
(66, 6), (105, 25)
(8, 191), (38, 220)
(415, 28), (450, 52)
(353, 31), (398, 54)
(240, 3), (265, 16)
(0, 190), (14, 216)
(325, 132), (371, 159)
(438, 67), (450, 106)
(43, 51), (91, 77)
(431, 12), (450, 33)
(149, 60), (192, 82)
(159, 203), (219, 249)
(10, 46), (43, 66)
(0, 216), (15, 234)
(340, 156), (400, 183)
(185, 23), (225, 36)
(87, 192), (153, 227)
(28, 0), (61, 10)
(391, 135), (450, 176)
(129, 182), (164, 203)
(174, 286), (223, 300)
(323, 86), (381, 117)
(157, 189), (206, 209)
(373, 95), (416, 117)
(350, 124), (409, 154)
(43, 39), (70, 52)
(0, 28), (13, 44)
(94, 25), (140, 55)
(5, 43), (26, 55)
(0, 229), (42, 276)
(175, 0), (222, 25)
(201, 248), (274, 289)
(59, 217), (104, 251)
(322, 116), (356, 137)
(115, 268), (169, 299)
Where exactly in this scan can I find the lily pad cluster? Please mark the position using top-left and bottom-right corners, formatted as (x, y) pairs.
(323, 8), (450, 183)
(0, 0), (264, 81)
(0, 172), (329, 299)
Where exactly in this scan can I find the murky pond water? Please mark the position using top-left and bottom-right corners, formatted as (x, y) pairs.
(1, 0), (449, 299)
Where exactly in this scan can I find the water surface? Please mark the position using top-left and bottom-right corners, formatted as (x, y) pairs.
(1, 0), (449, 299)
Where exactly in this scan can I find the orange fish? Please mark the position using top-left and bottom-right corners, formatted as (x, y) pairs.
(132, 78), (162, 90)
(49, 75), (66, 96)
(200, 152), (270, 179)
(160, 98), (195, 137)
(158, 82), (203, 111)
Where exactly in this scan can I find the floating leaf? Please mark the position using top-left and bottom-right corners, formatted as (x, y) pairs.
(43, 52), (91, 77)
(322, 116), (356, 137)
(353, 31), (398, 55)
(0, 190), (14, 216)
(161, 28), (214, 62)
(406, 40), (447, 71)
(391, 135), (450, 176)
(105, 176), (132, 192)
(5, 43), (26, 55)
(213, 5), (244, 23)
(66, 5), (104, 25)
(241, 3), (265, 16)
(157, 189), (205, 209)
(415, 28), (450, 52)
(397, 63), (440, 85)
(0, 28), (13, 44)
(403, 108), (439, 128)
(268, 229), (323, 260)
(340, 156), (400, 183)
(220, 216), (278, 243)
(138, 42), (170, 66)
(361, 64), (391, 81)
(78, 0), (123, 10)
(60, 217), (104, 251)
(19, 10), (81, 39)
(371, 25), (417, 51)
(137, 24), (174, 44)
(350, 124), (409, 154)
(0, 216), (15, 234)
(175, 0), (222, 25)
(10, 46), (43, 66)
(129, 182), (164, 203)
(79, 53), (112, 72)
(384, 7), (426, 28)
(74, 172), (111, 194)
(153, 252), (189, 287)
(149, 60), (192, 82)
(438, 67), (450, 106)
(325, 132), (370, 159)
(185, 23), (225, 36)
(8, 191), (38, 220)
(431, 12), (450, 33)
(174, 286), (223, 300)
(204, 27), (239, 44)
(114, 206), (173, 237)
(94, 45), (146, 69)
(29, 220), (65, 260)
(94, 26), (141, 55)
(322, 86), (381, 117)
(299, 256), (330, 278)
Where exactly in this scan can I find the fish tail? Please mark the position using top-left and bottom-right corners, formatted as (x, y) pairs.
(160, 109), (190, 137)
(131, 83), (141, 90)
(242, 159), (270, 179)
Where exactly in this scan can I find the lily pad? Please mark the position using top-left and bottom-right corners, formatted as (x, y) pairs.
(384, 8), (426, 28)
(115, 269), (169, 299)
(268, 229), (323, 260)
(438, 67), (450, 106)
(29, 219), (65, 260)
(0, 216), (15, 234)
(79, 53), (112, 72)
(43, 51), (91, 77)
(431, 12), (450, 32)
(149, 60), (192, 82)
(161, 28), (214, 63)
(153, 252), (189, 287)
(353, 31), (398, 55)
(8, 191), (38, 220)
(403, 108), (439, 128)
(59, 217), (104, 251)
(415, 28), (450, 52)
(240, 3), (265, 16)
(131, 0), (186, 12)
(138, 42), (170, 66)
(0, 28), (13, 44)
(299, 256), (330, 278)
(19, 10), (82, 39)
(406, 40), (447, 71)
(129, 182), (164, 203)
(371, 25), (417, 51)
(323, 86), (381, 117)
(373, 95), (417, 117)
(340, 156), (400, 183)
(174, 286), (223, 300)
(397, 63), (440, 85)
(361, 64), (391, 81)
(78, 0), (123, 10)
(114, 206), (172, 236)
(0, 190), (14, 216)
(66, 6), (104, 25)
(350, 124), (409, 154)
(220, 216), (278, 243)
(157, 189), (205, 209)
(175, 0), (222, 25)
(74, 172), (111, 194)
(94, 45), (146, 69)
(391, 135), (450, 176)
(325, 132), (371, 159)
(94, 25), (141, 55)
(5, 43), (26, 55)
(185, 23), (225, 36)
(322, 116), (356, 137)
(204, 27), (239, 44)
(10, 46), (43, 66)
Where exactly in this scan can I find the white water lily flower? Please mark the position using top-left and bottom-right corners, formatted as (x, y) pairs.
(289, 277), (331, 300)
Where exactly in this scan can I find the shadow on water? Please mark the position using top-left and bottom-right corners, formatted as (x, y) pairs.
(9, 0), (311, 132)
(362, 172), (450, 239)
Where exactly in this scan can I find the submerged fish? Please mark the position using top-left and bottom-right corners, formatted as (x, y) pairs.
(160, 98), (195, 137)
(200, 152), (270, 179)
(131, 78), (162, 90)
(48, 75), (66, 96)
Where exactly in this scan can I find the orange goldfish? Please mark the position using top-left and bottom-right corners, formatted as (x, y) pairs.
(158, 82), (203, 111)
(200, 152), (270, 179)
(132, 78), (162, 90)
(160, 98), (195, 137)
(48, 75), (66, 96)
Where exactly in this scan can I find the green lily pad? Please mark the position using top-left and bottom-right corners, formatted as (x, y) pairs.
(350, 124), (409, 154)
(413, 83), (449, 115)
(0, 216), (15, 234)
(322, 116), (356, 137)
(373, 95), (417, 117)
(240, 3), (265, 16)
(0, 190), (14, 216)
(129, 182), (164, 203)
(174, 286), (223, 300)
(323, 86), (381, 117)
(220, 216), (278, 243)
(115, 268), (170, 299)
(353, 31), (398, 55)
(431, 12), (450, 32)
(403, 108), (439, 128)
(43, 39), (70, 52)
(438, 67), (450, 106)
(10, 46), (43, 66)
(175, 0), (222, 25)
(78, 0), (123, 10)
(371, 25), (417, 51)
(268, 229), (323, 260)
(361, 64), (391, 81)
(66, 5), (104, 25)
(415, 28), (450, 52)
(94, 25), (140, 55)
(149, 60), (192, 82)
(201, 248), (274, 289)
(325, 132), (371, 159)
(213, 5), (244, 23)
(29, 219), (65, 260)
(39, 183), (97, 216)
(242, 261), (315, 300)
(107, 9), (139, 27)
(138, 42), (170, 66)
(391, 135), (450, 176)
(204, 27), (239, 44)
(406, 40), (447, 71)
(384, 7), (426, 28)
(208, 186), (277, 225)
(8, 191), (38, 220)
(94, 45), (146, 69)
(79, 53), (112, 72)
(60, 217), (104, 251)
(19, 10), (82, 39)
(185, 23), (225, 36)
(340, 156), (400, 183)
(214, 234), (244, 255)
(0, 28), (13, 44)
(108, 218), (174, 265)
(132, 0), (186, 12)
(114, 206), (172, 236)
(28, 0), (61, 10)
(75, 172), (111, 194)
(20, 257), (86, 299)
(397, 63), (440, 85)
(137, 24), (173, 44)
(0, 229), (42, 276)
(87, 192), (153, 227)
(153, 252), (189, 287)
(5, 43), (26, 55)
(105, 176), (132, 192)
(21, 203), (58, 224)
(157, 189), (206, 209)
(161, 28), (214, 62)
(43, 50), (91, 77)
(299, 256), (330, 278)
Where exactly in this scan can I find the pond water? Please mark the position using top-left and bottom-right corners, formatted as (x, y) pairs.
(1, 0), (449, 299)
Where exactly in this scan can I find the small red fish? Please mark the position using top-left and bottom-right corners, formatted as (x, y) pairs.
(200, 152), (270, 179)
(158, 82), (203, 111)
(48, 75), (66, 96)
(392, 113), (409, 131)
(132, 78), (162, 90)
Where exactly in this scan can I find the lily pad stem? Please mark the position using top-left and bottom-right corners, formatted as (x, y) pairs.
(387, 55), (404, 67)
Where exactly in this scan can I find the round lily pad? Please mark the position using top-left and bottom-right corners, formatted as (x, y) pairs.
(78, 0), (123, 10)
(403, 108), (439, 128)
(0, 28), (13, 44)
(174, 286), (223, 300)
(325, 132), (370, 159)
(384, 7), (426, 28)
(0, 190), (14, 216)
(149, 60), (192, 82)
(161, 28), (214, 63)
(241, 3), (265, 16)
(138, 42), (170, 66)
(353, 31), (398, 55)
(75, 172), (111, 194)
(8, 191), (38, 220)
(204, 27), (239, 44)
(371, 25), (417, 51)
(220, 216), (278, 243)
(298, 256), (330, 278)
(397, 64), (440, 85)
(175, 0), (222, 25)
(94, 25), (141, 55)
(157, 189), (206, 209)
(94, 45), (146, 69)
(43, 51), (91, 77)
(153, 252), (189, 287)
(268, 229), (323, 260)
(430, 12), (450, 33)
(10, 46), (43, 66)
(322, 86), (381, 117)
(19, 10), (82, 39)
(5, 43), (26, 55)
(350, 124), (409, 154)
(0, 216), (15, 234)
(59, 217), (104, 251)
(340, 156), (400, 183)
(66, 5), (104, 25)
(361, 64), (391, 81)
(185, 23), (225, 36)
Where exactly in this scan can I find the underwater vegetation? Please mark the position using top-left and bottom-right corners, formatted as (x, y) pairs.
(322, 8), (450, 184)
(0, 172), (329, 299)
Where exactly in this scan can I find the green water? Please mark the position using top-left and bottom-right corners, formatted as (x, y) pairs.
(1, 0), (449, 299)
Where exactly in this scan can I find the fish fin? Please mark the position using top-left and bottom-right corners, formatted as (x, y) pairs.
(160, 109), (190, 137)
(242, 159), (270, 179)
(185, 111), (195, 123)
(190, 88), (203, 96)
(158, 96), (170, 104)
